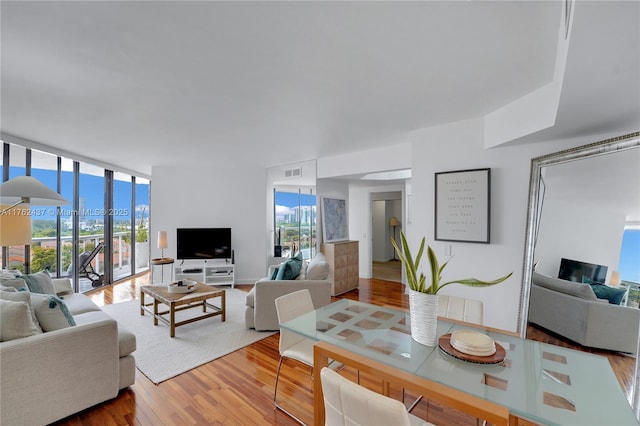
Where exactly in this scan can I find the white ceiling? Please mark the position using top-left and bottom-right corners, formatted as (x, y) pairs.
(1, 1), (638, 176)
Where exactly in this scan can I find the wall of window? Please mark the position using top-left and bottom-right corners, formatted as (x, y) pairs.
(1, 140), (150, 293)
(274, 187), (316, 260)
(30, 149), (61, 274)
(2, 144), (27, 270)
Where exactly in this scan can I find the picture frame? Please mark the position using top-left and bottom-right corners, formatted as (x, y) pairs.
(435, 168), (491, 244)
(321, 197), (349, 243)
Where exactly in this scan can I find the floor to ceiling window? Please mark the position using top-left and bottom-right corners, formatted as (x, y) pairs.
(113, 172), (133, 280)
(2, 144), (27, 271)
(30, 149), (63, 274)
(274, 188), (316, 259)
(1, 140), (150, 292)
(134, 177), (150, 273)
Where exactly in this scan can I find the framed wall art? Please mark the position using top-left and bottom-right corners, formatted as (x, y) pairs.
(321, 197), (348, 243)
(435, 168), (491, 243)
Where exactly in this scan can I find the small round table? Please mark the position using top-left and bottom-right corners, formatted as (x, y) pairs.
(150, 257), (174, 284)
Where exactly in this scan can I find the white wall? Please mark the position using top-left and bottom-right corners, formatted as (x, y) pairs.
(371, 200), (387, 261)
(150, 165), (267, 284)
(409, 118), (580, 332)
(534, 197), (626, 282)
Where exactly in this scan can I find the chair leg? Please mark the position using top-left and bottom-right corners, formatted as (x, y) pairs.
(273, 356), (308, 425)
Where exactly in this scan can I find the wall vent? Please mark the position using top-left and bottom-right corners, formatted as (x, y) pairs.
(284, 167), (302, 178)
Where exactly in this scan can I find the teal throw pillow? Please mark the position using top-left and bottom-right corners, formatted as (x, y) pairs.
(588, 283), (626, 305)
(270, 267), (280, 280)
(22, 271), (56, 294)
(275, 252), (303, 280)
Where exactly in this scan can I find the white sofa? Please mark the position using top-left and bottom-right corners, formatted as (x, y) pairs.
(0, 276), (136, 425)
(529, 272), (639, 354)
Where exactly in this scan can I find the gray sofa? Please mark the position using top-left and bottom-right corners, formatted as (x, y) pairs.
(529, 272), (639, 354)
(1, 276), (136, 425)
(245, 254), (332, 331)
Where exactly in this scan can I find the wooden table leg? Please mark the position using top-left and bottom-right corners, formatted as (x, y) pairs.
(153, 299), (158, 326)
(140, 292), (145, 315)
(170, 302), (176, 338)
(313, 344), (330, 426)
(221, 291), (226, 322)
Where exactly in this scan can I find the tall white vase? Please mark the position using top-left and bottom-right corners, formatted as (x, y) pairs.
(408, 289), (439, 346)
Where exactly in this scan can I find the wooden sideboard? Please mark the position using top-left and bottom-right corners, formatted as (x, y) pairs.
(321, 240), (359, 296)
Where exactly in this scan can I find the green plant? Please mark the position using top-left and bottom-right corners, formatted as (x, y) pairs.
(391, 231), (512, 294)
(136, 207), (148, 243)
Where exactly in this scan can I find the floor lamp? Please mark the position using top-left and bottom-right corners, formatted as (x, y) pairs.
(389, 216), (400, 261)
(1, 176), (69, 271)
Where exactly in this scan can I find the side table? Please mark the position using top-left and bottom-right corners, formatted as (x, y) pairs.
(150, 257), (174, 284)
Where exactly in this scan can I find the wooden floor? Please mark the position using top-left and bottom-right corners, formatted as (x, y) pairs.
(52, 274), (635, 425)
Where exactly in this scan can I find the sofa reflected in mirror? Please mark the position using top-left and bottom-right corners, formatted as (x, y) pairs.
(528, 272), (639, 354)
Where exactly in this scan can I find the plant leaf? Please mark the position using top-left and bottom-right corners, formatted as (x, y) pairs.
(438, 272), (513, 292)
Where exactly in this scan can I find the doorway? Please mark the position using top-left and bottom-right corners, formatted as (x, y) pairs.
(371, 194), (402, 283)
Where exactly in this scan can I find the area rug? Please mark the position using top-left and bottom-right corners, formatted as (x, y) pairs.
(101, 289), (275, 384)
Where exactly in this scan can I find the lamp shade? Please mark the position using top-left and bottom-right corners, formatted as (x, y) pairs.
(157, 231), (168, 249)
(0, 176), (68, 206)
(610, 270), (621, 287)
(0, 206), (32, 246)
(389, 216), (401, 227)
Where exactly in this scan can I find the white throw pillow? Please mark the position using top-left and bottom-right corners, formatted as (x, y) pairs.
(0, 277), (29, 292)
(0, 289), (43, 333)
(22, 271), (56, 294)
(29, 293), (76, 331)
(53, 278), (73, 295)
(0, 299), (43, 342)
(306, 253), (330, 280)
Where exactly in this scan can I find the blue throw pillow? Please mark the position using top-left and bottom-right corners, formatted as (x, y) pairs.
(588, 283), (626, 305)
(275, 252), (303, 280)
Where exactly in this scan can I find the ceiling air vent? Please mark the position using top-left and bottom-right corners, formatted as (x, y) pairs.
(284, 167), (302, 178)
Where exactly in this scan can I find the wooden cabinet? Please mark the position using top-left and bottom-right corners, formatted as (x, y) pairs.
(321, 240), (359, 296)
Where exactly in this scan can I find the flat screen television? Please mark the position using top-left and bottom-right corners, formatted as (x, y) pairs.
(558, 258), (608, 284)
(176, 228), (232, 260)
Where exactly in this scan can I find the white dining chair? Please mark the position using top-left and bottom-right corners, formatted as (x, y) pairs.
(404, 295), (484, 412)
(274, 289), (316, 424)
(320, 367), (434, 426)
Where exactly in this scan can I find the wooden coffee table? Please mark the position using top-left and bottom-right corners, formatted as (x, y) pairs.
(140, 283), (226, 337)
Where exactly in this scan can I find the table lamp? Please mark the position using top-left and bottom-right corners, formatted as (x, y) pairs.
(157, 231), (168, 259)
(610, 270), (621, 288)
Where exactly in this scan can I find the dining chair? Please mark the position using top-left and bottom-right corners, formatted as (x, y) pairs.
(274, 289), (316, 424)
(404, 295), (484, 412)
(320, 367), (434, 426)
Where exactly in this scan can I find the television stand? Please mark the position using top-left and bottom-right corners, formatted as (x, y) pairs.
(174, 260), (235, 289)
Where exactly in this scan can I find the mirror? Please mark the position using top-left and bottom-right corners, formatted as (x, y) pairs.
(519, 131), (640, 416)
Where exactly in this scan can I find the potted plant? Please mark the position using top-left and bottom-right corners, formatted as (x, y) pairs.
(391, 231), (512, 346)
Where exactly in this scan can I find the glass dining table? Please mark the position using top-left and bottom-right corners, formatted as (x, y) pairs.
(280, 299), (638, 426)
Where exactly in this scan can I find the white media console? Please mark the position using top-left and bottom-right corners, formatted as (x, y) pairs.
(174, 259), (235, 289)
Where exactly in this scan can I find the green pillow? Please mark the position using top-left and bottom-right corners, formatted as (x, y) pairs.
(270, 267), (279, 280)
(588, 283), (626, 305)
(275, 252), (303, 280)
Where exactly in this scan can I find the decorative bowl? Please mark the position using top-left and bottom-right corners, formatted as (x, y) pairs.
(168, 280), (197, 293)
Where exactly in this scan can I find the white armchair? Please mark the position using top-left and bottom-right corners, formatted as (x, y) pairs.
(245, 253), (332, 331)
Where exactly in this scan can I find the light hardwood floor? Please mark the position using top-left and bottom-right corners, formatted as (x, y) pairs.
(52, 274), (635, 425)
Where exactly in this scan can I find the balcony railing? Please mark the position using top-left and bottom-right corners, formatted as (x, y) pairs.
(26, 232), (149, 293)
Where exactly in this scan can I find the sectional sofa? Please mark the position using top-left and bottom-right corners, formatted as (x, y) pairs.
(0, 274), (136, 425)
(528, 271), (639, 354)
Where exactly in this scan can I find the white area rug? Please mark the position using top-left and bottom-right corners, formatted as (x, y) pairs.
(102, 289), (274, 384)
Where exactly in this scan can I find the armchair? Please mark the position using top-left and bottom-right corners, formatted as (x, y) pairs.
(245, 254), (332, 331)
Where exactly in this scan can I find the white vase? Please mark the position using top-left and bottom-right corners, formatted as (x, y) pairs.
(408, 289), (439, 346)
